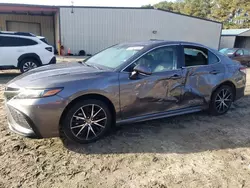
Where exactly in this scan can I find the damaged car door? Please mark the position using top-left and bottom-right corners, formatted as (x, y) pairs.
(119, 45), (185, 120)
(180, 45), (225, 108)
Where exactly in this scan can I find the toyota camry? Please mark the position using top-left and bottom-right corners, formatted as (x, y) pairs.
(4, 41), (246, 144)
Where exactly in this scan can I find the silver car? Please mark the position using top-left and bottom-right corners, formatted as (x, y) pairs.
(4, 41), (246, 144)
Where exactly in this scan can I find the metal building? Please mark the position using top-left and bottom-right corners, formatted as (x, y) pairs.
(0, 4), (222, 55)
(60, 7), (222, 54)
(220, 29), (250, 49)
(0, 4), (59, 46)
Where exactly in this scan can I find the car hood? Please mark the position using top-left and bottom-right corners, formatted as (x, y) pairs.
(7, 62), (107, 88)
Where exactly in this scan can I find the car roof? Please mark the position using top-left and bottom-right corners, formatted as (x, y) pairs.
(0, 31), (36, 37)
(119, 40), (208, 49)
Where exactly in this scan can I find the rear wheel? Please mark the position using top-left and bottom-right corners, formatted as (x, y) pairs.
(62, 99), (112, 144)
(19, 58), (39, 73)
(209, 85), (234, 115)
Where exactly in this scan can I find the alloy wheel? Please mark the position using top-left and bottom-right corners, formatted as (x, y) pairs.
(70, 104), (107, 141)
(215, 88), (233, 114)
(23, 62), (38, 72)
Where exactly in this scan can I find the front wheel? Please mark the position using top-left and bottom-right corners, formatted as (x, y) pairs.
(209, 85), (234, 116)
(62, 99), (112, 144)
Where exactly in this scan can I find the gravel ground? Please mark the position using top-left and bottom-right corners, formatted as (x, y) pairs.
(1, 68), (250, 188)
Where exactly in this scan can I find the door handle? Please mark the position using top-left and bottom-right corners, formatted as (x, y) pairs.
(210, 70), (220, 75)
(170, 74), (182, 79)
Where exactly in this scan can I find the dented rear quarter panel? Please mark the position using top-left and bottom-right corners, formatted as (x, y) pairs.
(181, 62), (226, 107)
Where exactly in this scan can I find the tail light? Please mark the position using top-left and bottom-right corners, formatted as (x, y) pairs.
(239, 67), (247, 74)
(45, 47), (53, 52)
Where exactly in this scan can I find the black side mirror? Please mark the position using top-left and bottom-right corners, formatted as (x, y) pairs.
(129, 64), (152, 80)
(134, 64), (152, 75)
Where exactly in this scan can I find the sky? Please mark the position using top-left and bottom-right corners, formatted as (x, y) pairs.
(0, 0), (169, 7)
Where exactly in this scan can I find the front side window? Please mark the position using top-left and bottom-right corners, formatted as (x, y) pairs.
(236, 49), (244, 56)
(125, 46), (178, 73)
(84, 44), (144, 69)
(184, 46), (208, 67)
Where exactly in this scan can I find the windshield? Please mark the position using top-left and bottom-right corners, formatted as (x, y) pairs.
(220, 48), (237, 55)
(219, 48), (228, 54)
(84, 44), (144, 69)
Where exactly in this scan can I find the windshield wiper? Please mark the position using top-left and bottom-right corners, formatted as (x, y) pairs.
(80, 61), (102, 70)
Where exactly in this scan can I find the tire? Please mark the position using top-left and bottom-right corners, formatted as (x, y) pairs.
(19, 58), (40, 73)
(62, 99), (112, 144)
(209, 85), (234, 116)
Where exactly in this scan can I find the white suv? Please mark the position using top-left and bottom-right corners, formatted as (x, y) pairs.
(0, 31), (56, 73)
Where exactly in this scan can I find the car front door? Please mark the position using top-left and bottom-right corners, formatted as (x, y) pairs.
(0, 36), (24, 67)
(119, 45), (185, 120)
(232, 49), (245, 63)
(238, 49), (250, 66)
(180, 45), (225, 108)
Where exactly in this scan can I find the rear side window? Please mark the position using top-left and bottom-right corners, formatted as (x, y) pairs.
(184, 46), (208, 67)
(184, 46), (219, 67)
(0, 36), (37, 47)
(208, 51), (220, 64)
(40, 38), (48, 44)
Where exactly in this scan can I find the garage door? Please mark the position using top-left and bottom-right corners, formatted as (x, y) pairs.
(7, 21), (41, 36)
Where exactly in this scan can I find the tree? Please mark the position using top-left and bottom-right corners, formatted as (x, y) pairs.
(141, 4), (154, 8)
(210, 0), (250, 28)
(142, 0), (250, 29)
(154, 1), (175, 11)
(181, 0), (212, 18)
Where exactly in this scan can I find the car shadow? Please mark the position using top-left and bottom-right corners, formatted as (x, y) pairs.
(63, 97), (250, 154)
(0, 73), (21, 84)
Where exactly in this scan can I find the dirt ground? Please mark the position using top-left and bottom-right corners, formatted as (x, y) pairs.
(1, 68), (250, 188)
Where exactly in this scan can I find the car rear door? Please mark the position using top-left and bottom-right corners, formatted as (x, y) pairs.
(180, 44), (225, 108)
(119, 45), (185, 120)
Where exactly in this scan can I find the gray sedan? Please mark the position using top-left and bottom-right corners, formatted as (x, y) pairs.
(4, 41), (246, 144)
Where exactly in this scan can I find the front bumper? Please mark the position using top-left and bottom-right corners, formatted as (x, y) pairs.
(5, 94), (66, 138)
(235, 87), (245, 101)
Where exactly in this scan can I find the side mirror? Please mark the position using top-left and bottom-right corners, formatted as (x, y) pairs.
(129, 64), (152, 80)
(133, 64), (152, 75)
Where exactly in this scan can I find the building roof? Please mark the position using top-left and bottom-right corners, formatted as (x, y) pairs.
(222, 29), (250, 36)
(0, 3), (221, 24)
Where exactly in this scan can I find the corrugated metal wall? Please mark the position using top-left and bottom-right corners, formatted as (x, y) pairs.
(0, 14), (55, 45)
(220, 36), (236, 49)
(234, 36), (250, 49)
(60, 8), (222, 55)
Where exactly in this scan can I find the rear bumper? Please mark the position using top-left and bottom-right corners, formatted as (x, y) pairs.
(48, 56), (56, 64)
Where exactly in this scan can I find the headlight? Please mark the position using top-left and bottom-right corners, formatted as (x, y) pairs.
(15, 88), (63, 99)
